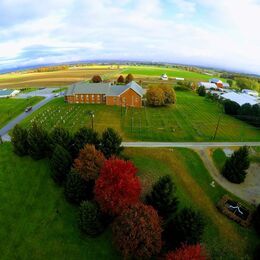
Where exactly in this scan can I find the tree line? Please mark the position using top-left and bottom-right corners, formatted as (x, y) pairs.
(11, 124), (207, 259)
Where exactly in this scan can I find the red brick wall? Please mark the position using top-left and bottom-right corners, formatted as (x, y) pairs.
(65, 94), (106, 104)
(106, 88), (142, 107)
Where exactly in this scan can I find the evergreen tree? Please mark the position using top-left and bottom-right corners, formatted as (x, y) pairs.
(50, 144), (72, 185)
(146, 175), (178, 219)
(64, 171), (94, 204)
(100, 128), (123, 158)
(117, 75), (125, 84)
(49, 126), (72, 152)
(222, 146), (250, 183)
(197, 86), (206, 96)
(27, 123), (50, 160)
(164, 208), (205, 250)
(125, 73), (134, 84)
(78, 201), (104, 236)
(11, 124), (29, 156)
(224, 100), (240, 115)
(71, 127), (100, 157)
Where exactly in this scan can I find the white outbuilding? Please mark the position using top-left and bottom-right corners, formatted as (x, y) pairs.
(221, 92), (259, 106)
(160, 74), (168, 80)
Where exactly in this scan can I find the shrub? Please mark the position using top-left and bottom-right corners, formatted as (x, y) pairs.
(224, 100), (240, 115)
(146, 87), (165, 106)
(27, 123), (50, 160)
(146, 175), (178, 220)
(91, 75), (102, 83)
(64, 171), (94, 204)
(112, 203), (162, 259)
(73, 144), (105, 182)
(125, 73), (134, 84)
(11, 124), (29, 156)
(71, 127), (100, 157)
(50, 145), (72, 185)
(164, 208), (205, 249)
(94, 158), (141, 215)
(49, 126), (72, 151)
(165, 244), (207, 260)
(78, 201), (104, 236)
(222, 146), (250, 184)
(160, 85), (176, 104)
(197, 86), (206, 96)
(253, 204), (260, 237)
(117, 75), (125, 84)
(100, 128), (123, 158)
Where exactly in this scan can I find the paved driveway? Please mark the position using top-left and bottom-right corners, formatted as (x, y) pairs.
(17, 88), (59, 98)
(0, 95), (55, 140)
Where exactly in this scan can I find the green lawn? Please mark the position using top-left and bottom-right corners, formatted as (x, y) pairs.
(212, 148), (227, 171)
(123, 66), (225, 82)
(0, 143), (119, 260)
(125, 148), (258, 259)
(21, 92), (260, 142)
(0, 97), (43, 129)
(0, 143), (258, 259)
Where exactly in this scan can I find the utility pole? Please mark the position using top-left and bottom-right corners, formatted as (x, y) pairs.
(88, 111), (94, 130)
(212, 114), (221, 140)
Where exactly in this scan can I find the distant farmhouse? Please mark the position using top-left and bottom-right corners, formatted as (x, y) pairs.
(160, 74), (168, 80)
(199, 78), (230, 90)
(0, 89), (20, 98)
(65, 81), (144, 108)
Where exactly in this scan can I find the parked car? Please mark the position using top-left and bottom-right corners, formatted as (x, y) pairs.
(54, 93), (59, 97)
(25, 106), (32, 112)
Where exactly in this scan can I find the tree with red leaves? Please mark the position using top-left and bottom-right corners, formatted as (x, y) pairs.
(165, 244), (207, 260)
(73, 144), (105, 182)
(94, 158), (141, 215)
(112, 203), (162, 259)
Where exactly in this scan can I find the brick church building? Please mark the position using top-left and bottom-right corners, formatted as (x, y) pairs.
(65, 81), (144, 108)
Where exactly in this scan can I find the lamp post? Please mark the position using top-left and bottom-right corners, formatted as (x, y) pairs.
(88, 111), (94, 130)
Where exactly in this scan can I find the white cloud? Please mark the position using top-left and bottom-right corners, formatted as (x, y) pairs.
(0, 0), (259, 74)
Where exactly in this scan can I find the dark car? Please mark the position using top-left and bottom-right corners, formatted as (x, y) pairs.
(25, 106), (32, 112)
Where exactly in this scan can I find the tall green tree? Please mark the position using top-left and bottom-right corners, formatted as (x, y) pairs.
(164, 208), (205, 250)
(78, 201), (104, 236)
(71, 127), (100, 157)
(197, 86), (206, 96)
(64, 171), (94, 204)
(49, 126), (72, 151)
(100, 128), (123, 158)
(146, 175), (178, 219)
(27, 123), (50, 160)
(222, 146), (250, 183)
(50, 144), (72, 185)
(11, 124), (29, 156)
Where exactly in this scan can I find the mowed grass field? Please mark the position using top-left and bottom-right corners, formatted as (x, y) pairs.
(0, 97), (43, 129)
(0, 67), (121, 89)
(0, 143), (119, 260)
(21, 91), (260, 142)
(125, 148), (258, 259)
(122, 66), (224, 82)
(0, 143), (257, 259)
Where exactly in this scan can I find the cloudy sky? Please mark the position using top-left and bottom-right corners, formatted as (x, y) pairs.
(0, 0), (260, 74)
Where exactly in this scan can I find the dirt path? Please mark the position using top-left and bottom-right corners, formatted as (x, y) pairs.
(196, 148), (260, 205)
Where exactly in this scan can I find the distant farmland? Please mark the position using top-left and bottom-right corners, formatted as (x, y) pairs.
(0, 67), (121, 89)
(122, 66), (223, 82)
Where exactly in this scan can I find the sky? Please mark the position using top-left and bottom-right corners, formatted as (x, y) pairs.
(0, 0), (260, 74)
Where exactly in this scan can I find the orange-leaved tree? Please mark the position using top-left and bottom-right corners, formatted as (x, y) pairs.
(73, 144), (105, 182)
